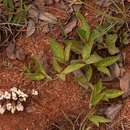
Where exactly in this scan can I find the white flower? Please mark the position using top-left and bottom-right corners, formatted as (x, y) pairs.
(21, 93), (28, 98)
(11, 106), (16, 114)
(6, 103), (12, 111)
(4, 91), (11, 99)
(11, 91), (18, 100)
(31, 89), (38, 96)
(16, 102), (24, 111)
(19, 97), (27, 102)
(16, 89), (22, 95)
(0, 87), (37, 114)
(10, 87), (18, 93)
(0, 105), (6, 114)
(17, 90), (28, 98)
(0, 95), (4, 100)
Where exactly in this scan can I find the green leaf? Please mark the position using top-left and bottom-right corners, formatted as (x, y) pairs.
(77, 28), (88, 43)
(61, 63), (85, 75)
(82, 42), (93, 61)
(32, 57), (52, 79)
(90, 93), (105, 107)
(85, 65), (93, 81)
(64, 42), (72, 62)
(26, 73), (45, 81)
(25, 57), (52, 80)
(24, 63), (45, 81)
(52, 57), (62, 73)
(75, 75), (89, 90)
(90, 24), (115, 42)
(97, 66), (111, 76)
(76, 11), (90, 40)
(57, 73), (66, 81)
(90, 81), (104, 106)
(3, 0), (8, 7)
(64, 40), (83, 54)
(12, 9), (27, 24)
(85, 53), (103, 64)
(103, 89), (123, 100)
(9, 2), (27, 24)
(51, 39), (65, 63)
(8, 15), (14, 22)
(81, 23), (115, 62)
(82, 24), (115, 61)
(3, 0), (14, 11)
(94, 80), (104, 94)
(105, 34), (119, 55)
(88, 115), (110, 127)
(96, 55), (120, 67)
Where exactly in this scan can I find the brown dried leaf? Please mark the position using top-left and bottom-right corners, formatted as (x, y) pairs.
(64, 18), (77, 34)
(95, 0), (112, 7)
(104, 104), (122, 120)
(6, 43), (16, 60)
(28, 5), (39, 19)
(39, 12), (57, 24)
(73, 4), (82, 12)
(120, 72), (130, 97)
(6, 43), (25, 61)
(54, 0), (60, 2)
(26, 19), (35, 37)
(44, 0), (54, 5)
(26, 105), (37, 113)
(102, 64), (125, 81)
(73, 70), (84, 77)
(16, 48), (26, 61)
(110, 63), (121, 79)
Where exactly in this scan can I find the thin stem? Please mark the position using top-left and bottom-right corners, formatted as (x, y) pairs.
(0, 23), (25, 26)
(79, 107), (96, 130)
(83, 2), (124, 22)
(110, 0), (124, 15)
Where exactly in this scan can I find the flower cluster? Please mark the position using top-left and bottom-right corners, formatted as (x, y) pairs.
(0, 87), (38, 114)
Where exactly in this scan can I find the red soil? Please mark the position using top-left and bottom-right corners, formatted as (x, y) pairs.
(0, 33), (89, 130)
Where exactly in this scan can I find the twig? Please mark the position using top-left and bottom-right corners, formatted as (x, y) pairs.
(0, 23), (25, 26)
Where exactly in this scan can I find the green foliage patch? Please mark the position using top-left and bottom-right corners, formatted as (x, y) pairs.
(2, 0), (27, 24)
(25, 11), (124, 128)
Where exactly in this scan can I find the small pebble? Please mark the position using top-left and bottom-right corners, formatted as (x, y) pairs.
(11, 91), (18, 100)
(10, 87), (18, 93)
(6, 103), (12, 111)
(32, 89), (39, 96)
(11, 106), (16, 114)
